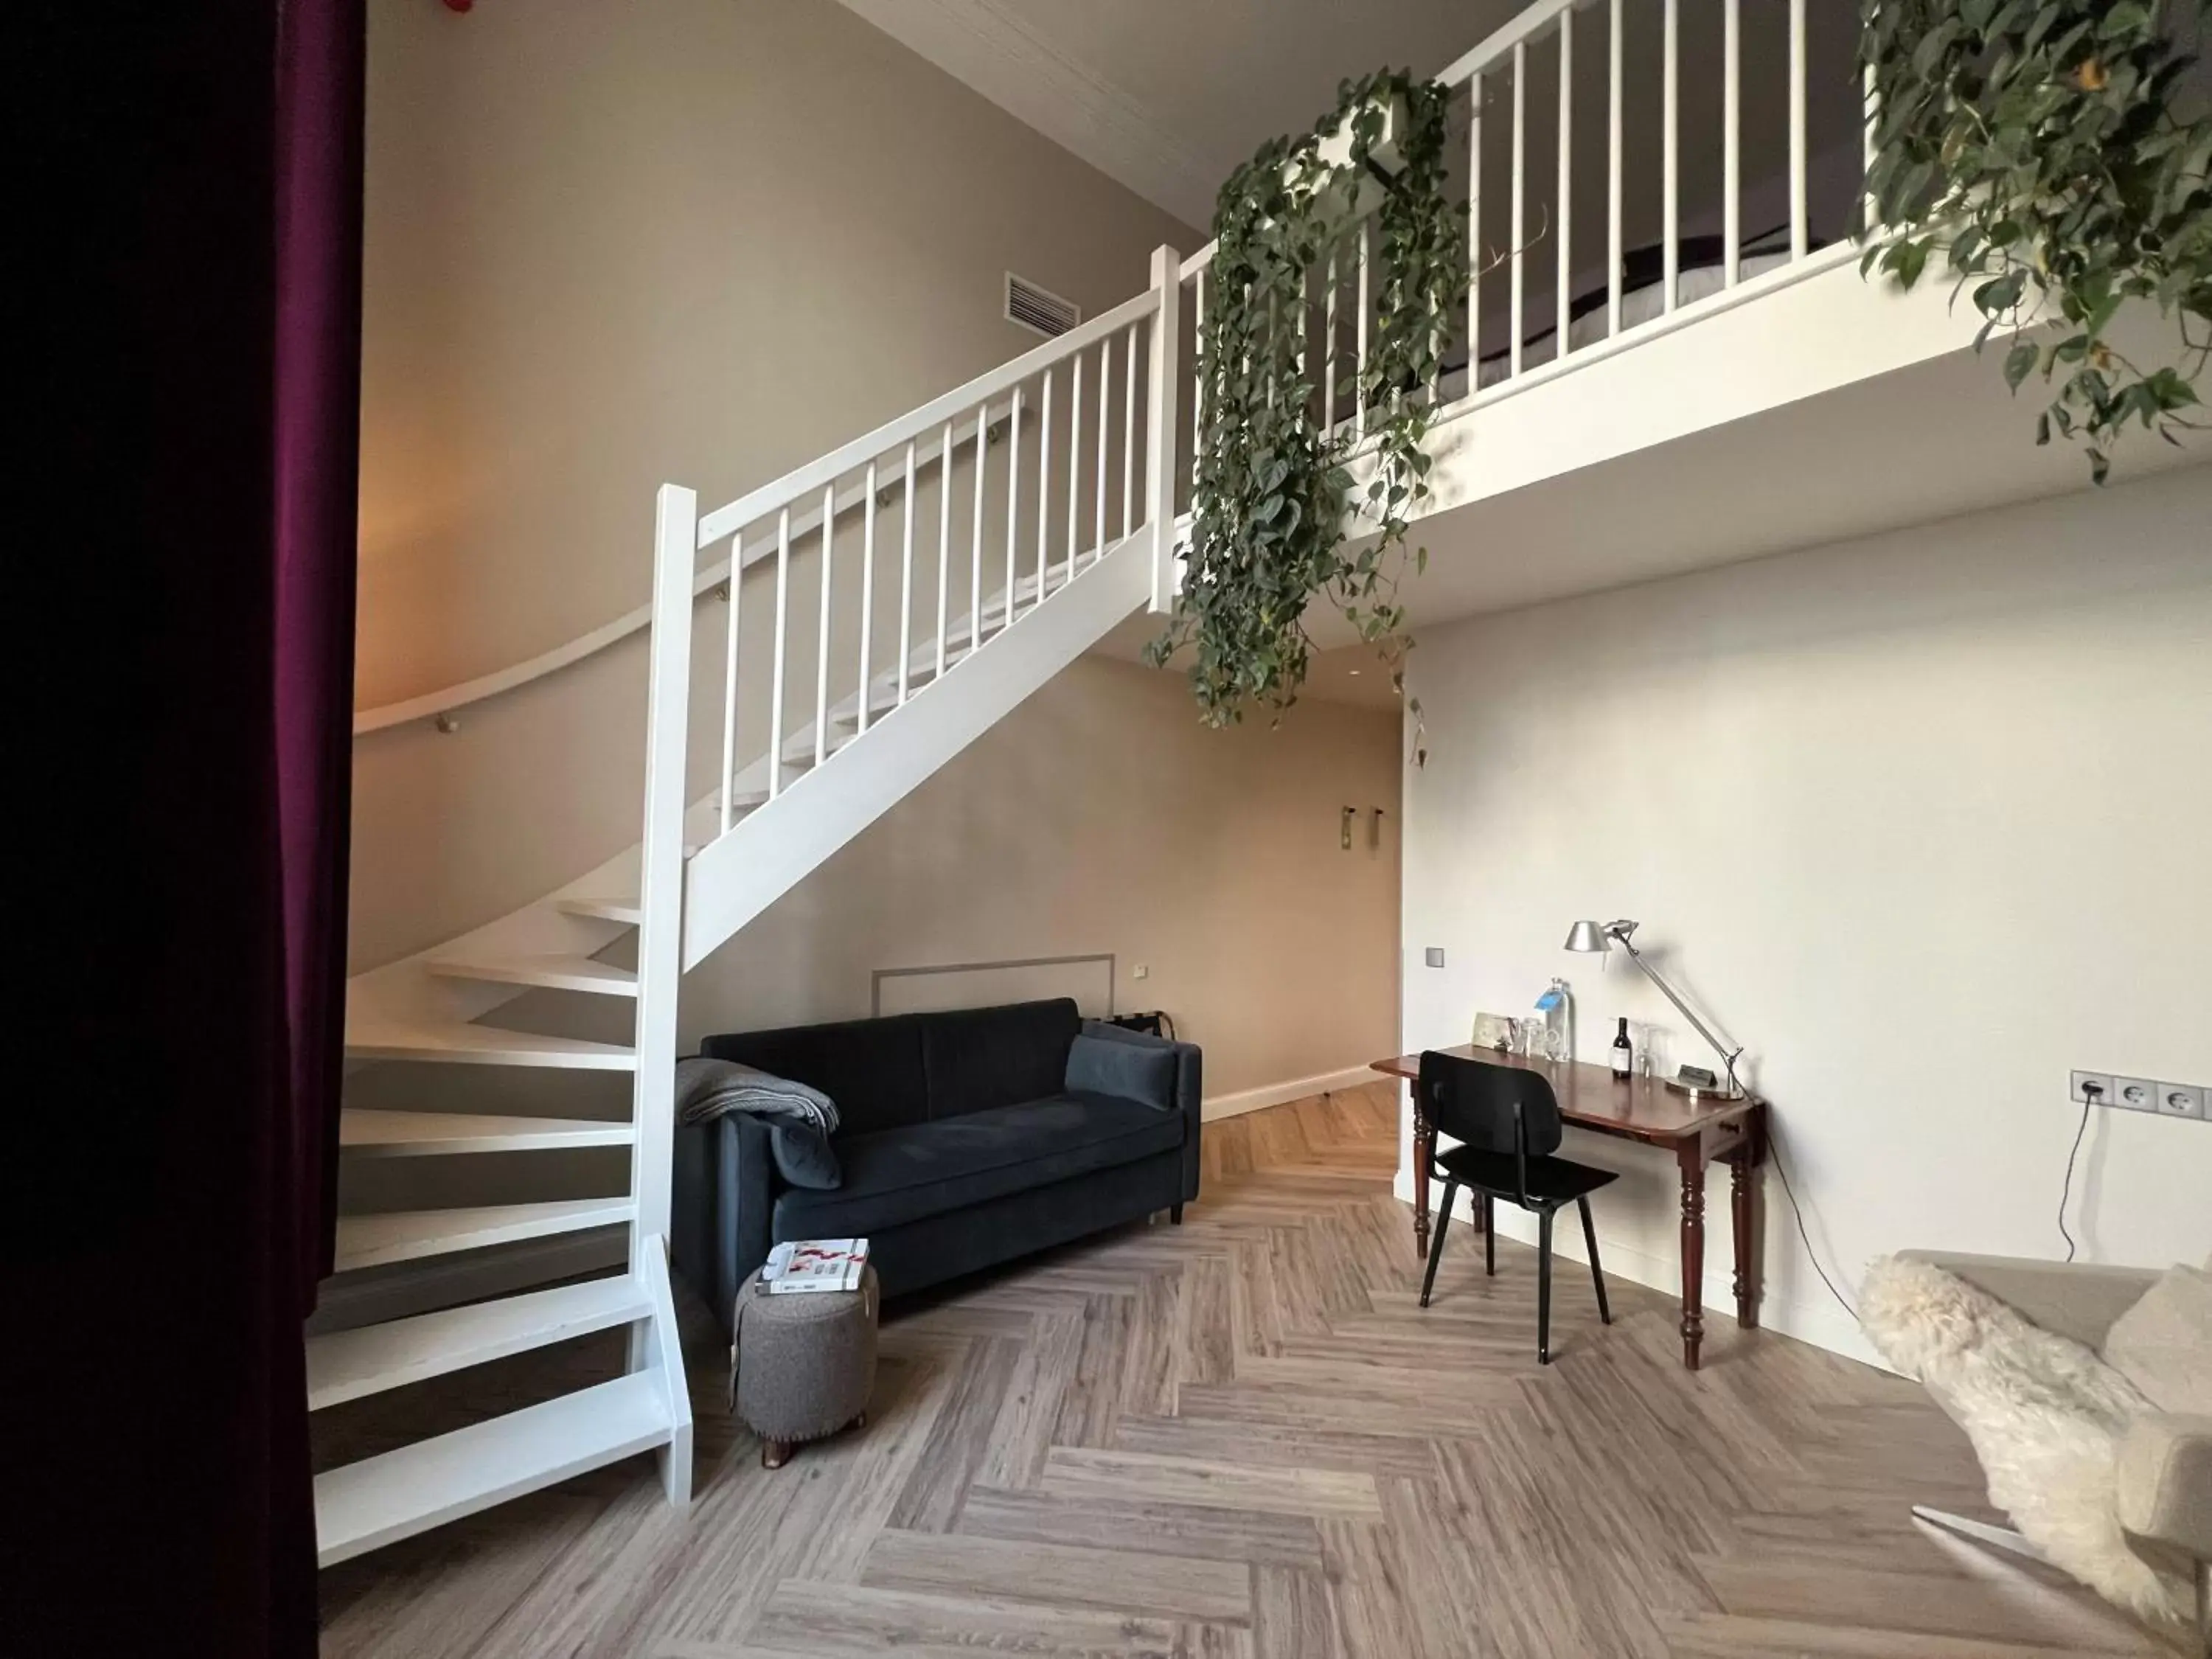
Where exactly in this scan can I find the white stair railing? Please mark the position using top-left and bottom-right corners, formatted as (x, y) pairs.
(674, 265), (1175, 879)
(1172, 0), (1869, 491)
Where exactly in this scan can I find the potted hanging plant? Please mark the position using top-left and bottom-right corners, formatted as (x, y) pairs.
(1860, 0), (2211, 482)
(1147, 70), (1467, 726)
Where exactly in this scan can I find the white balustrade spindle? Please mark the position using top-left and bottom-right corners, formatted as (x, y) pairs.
(857, 465), (877, 735)
(1557, 10), (1573, 363)
(769, 507), (789, 799)
(970, 408), (987, 641)
(1122, 328), (1136, 539)
(717, 531), (741, 833)
(898, 442), (915, 705)
(814, 482), (833, 766)
(1067, 353), (1083, 584)
(936, 420), (953, 676)
(1791, 0), (1809, 261)
(1510, 41), (1526, 378)
(1664, 0), (1680, 313)
(1035, 367), (1052, 603)
(1467, 79), (1483, 386)
(1724, 0), (1742, 288)
(1006, 384), (1023, 625)
(1607, 0), (1623, 339)
(1356, 220), (1371, 432)
(1093, 341), (1109, 567)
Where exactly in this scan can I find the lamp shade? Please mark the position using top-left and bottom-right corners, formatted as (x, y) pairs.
(1563, 919), (1612, 953)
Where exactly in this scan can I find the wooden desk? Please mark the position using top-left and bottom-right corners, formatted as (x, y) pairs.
(1369, 1046), (1768, 1371)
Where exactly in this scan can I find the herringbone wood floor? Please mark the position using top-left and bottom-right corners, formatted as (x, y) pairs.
(317, 1085), (2187, 1657)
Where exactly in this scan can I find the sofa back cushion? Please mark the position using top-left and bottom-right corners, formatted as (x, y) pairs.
(702, 1014), (929, 1136)
(2102, 1262), (2212, 1415)
(921, 998), (1082, 1119)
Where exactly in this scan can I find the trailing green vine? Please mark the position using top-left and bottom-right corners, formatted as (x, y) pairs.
(1147, 70), (1465, 726)
(1860, 0), (2211, 482)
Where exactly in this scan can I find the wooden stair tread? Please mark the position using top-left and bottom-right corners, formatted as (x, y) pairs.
(555, 895), (644, 925)
(306, 1275), (652, 1411)
(425, 953), (638, 996)
(344, 1020), (637, 1070)
(314, 1373), (669, 1566)
(332, 1198), (633, 1273)
(338, 1108), (633, 1157)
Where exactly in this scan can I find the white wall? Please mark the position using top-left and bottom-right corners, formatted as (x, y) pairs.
(1397, 465), (2212, 1363)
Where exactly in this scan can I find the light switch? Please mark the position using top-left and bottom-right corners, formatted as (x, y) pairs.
(1424, 947), (1445, 968)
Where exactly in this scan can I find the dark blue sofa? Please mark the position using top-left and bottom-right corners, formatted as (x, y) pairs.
(671, 998), (1200, 1335)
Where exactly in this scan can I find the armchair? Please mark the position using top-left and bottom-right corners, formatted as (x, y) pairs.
(1865, 1250), (2210, 1647)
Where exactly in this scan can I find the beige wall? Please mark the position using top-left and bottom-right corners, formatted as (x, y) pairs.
(681, 655), (1402, 1102)
(349, 0), (1398, 1119)
(341, 658), (1401, 1227)
(1397, 465), (2212, 1364)
(359, 0), (1193, 707)
(352, 0), (1198, 968)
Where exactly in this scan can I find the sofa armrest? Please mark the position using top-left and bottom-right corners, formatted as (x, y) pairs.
(1902, 1251), (2158, 1351)
(671, 1110), (777, 1341)
(2115, 1413), (2212, 1559)
(1079, 1021), (1202, 1203)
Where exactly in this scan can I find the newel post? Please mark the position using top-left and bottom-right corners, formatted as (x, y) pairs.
(1145, 243), (1183, 614)
(633, 482), (697, 1248)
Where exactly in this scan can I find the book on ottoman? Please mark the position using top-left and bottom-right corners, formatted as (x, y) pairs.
(759, 1237), (869, 1294)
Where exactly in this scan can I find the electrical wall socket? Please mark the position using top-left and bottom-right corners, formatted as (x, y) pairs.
(2111, 1076), (2160, 1113)
(2155, 1082), (2205, 1120)
(2076, 1070), (2208, 1121)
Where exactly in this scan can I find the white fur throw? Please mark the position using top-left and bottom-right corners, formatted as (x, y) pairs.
(1858, 1254), (2188, 1624)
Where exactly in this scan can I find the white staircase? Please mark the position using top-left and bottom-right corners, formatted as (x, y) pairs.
(321, 249), (1181, 1564)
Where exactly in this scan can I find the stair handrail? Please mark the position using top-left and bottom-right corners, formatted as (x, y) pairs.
(352, 401), (1021, 737)
(695, 285), (1162, 549)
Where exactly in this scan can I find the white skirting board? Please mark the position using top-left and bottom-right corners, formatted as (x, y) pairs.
(1203, 1067), (1383, 1123)
(1389, 1166), (1882, 1368)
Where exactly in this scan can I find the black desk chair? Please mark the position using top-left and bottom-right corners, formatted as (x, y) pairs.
(1416, 1050), (1618, 1364)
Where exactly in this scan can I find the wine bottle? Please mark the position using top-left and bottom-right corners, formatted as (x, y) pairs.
(1611, 1017), (1633, 1082)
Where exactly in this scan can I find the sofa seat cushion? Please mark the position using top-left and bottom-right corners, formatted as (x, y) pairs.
(773, 1092), (1183, 1241)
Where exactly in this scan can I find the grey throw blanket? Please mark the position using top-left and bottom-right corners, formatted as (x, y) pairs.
(675, 1056), (838, 1135)
(675, 1057), (843, 1189)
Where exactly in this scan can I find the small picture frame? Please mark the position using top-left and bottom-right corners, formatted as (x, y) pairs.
(1471, 1012), (1516, 1052)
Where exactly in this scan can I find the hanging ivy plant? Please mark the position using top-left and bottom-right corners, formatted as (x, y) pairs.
(1146, 70), (1466, 726)
(1860, 0), (2211, 483)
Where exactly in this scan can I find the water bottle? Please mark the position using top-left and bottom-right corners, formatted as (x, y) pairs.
(1534, 978), (1573, 1063)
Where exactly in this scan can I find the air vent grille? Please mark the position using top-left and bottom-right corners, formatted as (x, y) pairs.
(1005, 273), (1080, 338)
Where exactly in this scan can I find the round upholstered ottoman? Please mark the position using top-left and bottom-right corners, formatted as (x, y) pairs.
(731, 1265), (878, 1468)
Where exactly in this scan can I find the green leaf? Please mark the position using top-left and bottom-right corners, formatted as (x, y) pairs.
(2003, 341), (2039, 391)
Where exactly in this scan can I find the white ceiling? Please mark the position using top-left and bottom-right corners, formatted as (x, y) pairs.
(837, 0), (1521, 227)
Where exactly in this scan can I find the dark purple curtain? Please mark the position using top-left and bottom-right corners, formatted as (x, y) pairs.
(276, 0), (363, 1310)
(19, 3), (363, 1653)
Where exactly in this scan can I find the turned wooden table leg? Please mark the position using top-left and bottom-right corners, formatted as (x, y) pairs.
(1731, 1105), (1767, 1330)
(1677, 1138), (1706, 1371)
(1411, 1088), (1433, 1261)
